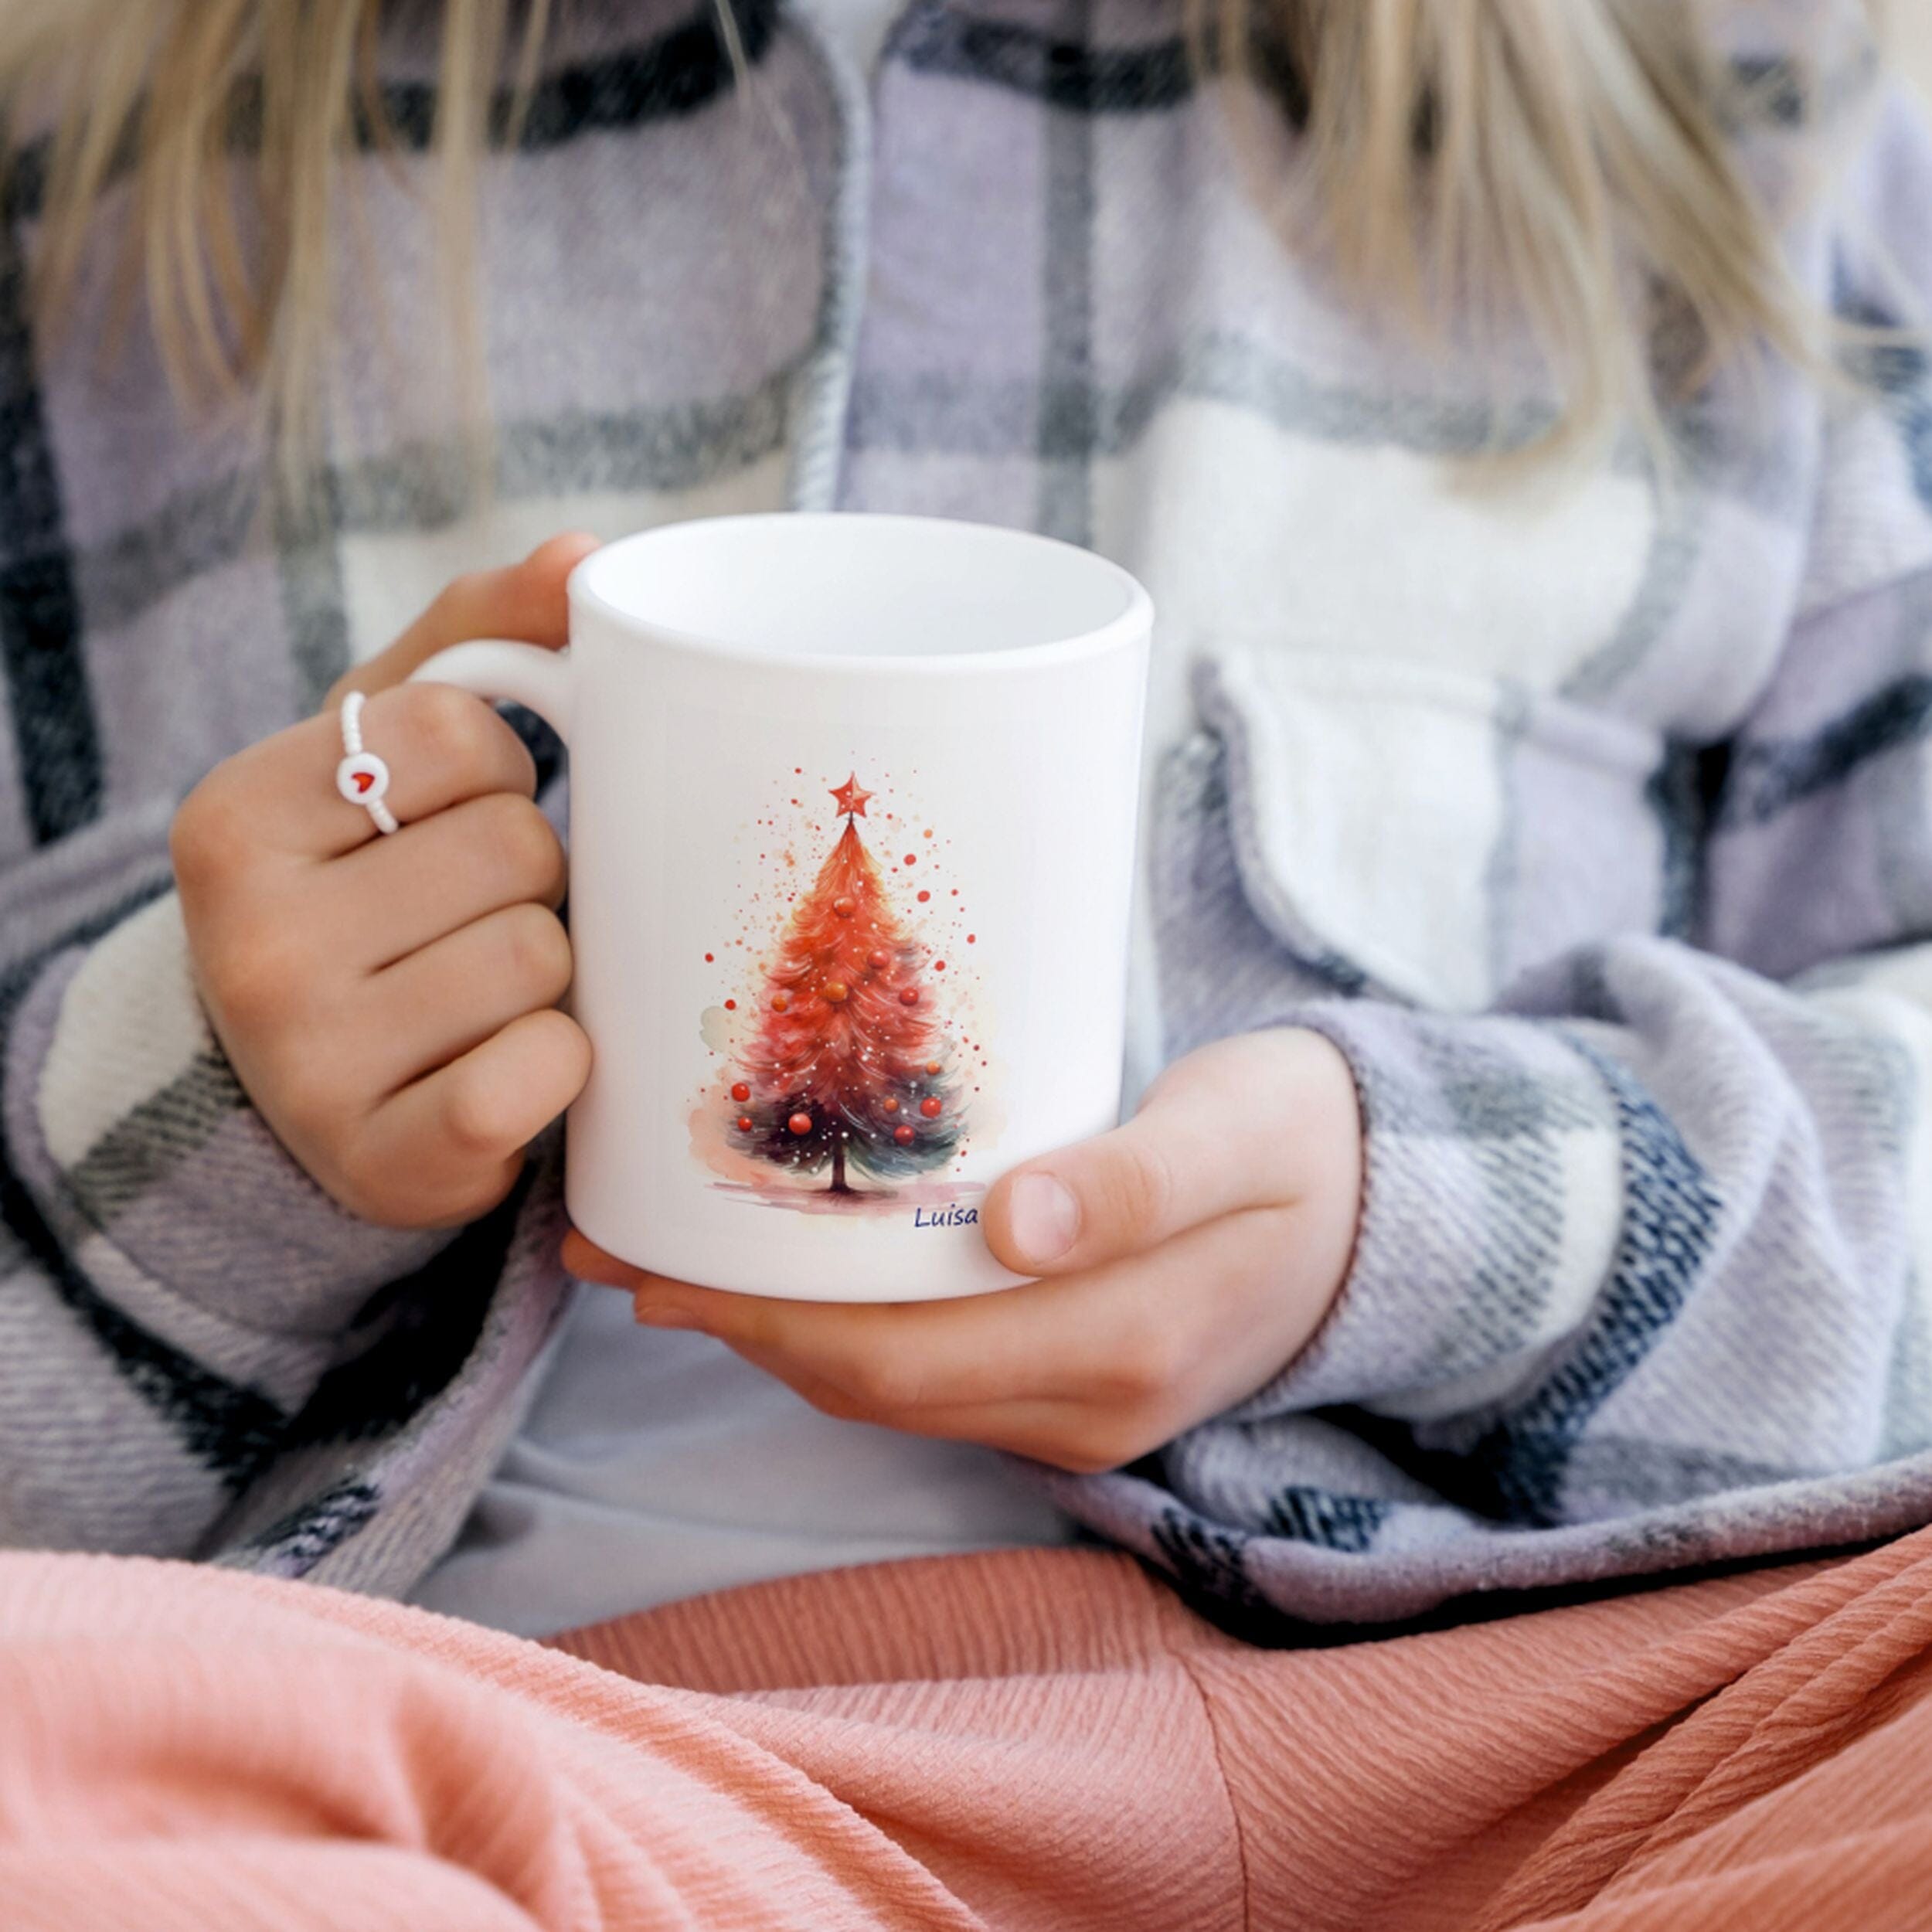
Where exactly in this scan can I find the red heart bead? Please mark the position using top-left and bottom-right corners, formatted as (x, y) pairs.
(353, 770), (373, 794)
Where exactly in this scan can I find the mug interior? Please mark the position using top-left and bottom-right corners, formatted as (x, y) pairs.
(573, 513), (1141, 663)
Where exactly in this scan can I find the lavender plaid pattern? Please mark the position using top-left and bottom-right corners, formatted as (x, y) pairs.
(4, 0), (1932, 1628)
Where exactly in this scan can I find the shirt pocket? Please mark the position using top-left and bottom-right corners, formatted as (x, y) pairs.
(1188, 640), (1680, 1013)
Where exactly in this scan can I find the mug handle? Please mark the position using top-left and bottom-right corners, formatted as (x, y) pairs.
(407, 640), (576, 744)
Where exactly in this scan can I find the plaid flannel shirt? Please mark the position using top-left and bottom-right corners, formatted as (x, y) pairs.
(5, 0), (1932, 1631)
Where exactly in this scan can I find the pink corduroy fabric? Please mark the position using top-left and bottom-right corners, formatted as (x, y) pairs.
(4, 1535), (1932, 1929)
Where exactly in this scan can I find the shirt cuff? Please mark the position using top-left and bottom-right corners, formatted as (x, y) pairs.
(7, 893), (447, 1349)
(1226, 1001), (1625, 1425)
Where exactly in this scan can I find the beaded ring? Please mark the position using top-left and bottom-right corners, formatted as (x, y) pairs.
(335, 689), (400, 835)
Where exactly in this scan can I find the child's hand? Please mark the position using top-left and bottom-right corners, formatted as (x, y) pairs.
(564, 1029), (1363, 1473)
(171, 534), (599, 1228)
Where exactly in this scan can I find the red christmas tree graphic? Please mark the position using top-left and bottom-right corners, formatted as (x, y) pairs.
(729, 775), (961, 1192)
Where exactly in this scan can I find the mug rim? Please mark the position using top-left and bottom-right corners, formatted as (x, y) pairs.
(567, 512), (1153, 677)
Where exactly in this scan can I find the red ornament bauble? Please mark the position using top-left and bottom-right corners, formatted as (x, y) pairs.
(730, 1082), (750, 1102)
(787, 1111), (813, 1136)
(868, 948), (889, 970)
(883, 1097), (900, 1113)
(736, 1115), (753, 1131)
(833, 896), (855, 918)
(771, 991), (792, 1012)
(893, 1124), (915, 1145)
(823, 980), (849, 1003)
(924, 1060), (941, 1075)
(899, 987), (920, 1006)
(920, 1096), (943, 1118)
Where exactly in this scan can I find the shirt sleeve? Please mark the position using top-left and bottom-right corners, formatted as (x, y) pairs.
(1037, 81), (1932, 1627)
(1, 877), (454, 1557)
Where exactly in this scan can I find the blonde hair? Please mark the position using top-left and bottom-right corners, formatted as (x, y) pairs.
(1226, 0), (1883, 461)
(0, 0), (549, 485)
(0, 0), (1887, 481)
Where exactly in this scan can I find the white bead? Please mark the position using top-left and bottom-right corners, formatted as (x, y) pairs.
(335, 751), (390, 807)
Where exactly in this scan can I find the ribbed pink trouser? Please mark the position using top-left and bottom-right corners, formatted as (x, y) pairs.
(4, 1530), (1932, 1930)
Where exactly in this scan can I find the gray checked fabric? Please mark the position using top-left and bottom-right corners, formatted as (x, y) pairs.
(5, 0), (1932, 1631)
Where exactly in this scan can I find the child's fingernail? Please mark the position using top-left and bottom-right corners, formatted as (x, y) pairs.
(634, 1302), (700, 1330)
(1009, 1173), (1080, 1266)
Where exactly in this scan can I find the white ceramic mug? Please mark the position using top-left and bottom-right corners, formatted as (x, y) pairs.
(412, 513), (1150, 1301)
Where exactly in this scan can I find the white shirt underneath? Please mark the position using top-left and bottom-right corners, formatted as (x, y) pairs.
(410, 1285), (1076, 1638)
(805, 0), (903, 79)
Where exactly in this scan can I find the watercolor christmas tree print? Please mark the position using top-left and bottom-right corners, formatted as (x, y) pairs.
(692, 771), (989, 1213)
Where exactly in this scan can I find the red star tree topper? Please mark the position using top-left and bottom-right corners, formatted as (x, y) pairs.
(730, 775), (961, 1192)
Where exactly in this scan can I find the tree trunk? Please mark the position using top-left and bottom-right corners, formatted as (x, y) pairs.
(829, 1137), (851, 1193)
